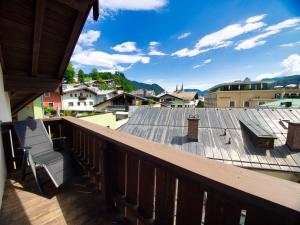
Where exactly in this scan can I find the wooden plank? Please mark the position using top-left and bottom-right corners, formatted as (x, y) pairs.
(62, 117), (300, 219)
(155, 168), (176, 225)
(4, 75), (60, 92)
(126, 153), (139, 205)
(57, 9), (90, 79)
(138, 161), (155, 219)
(32, 0), (46, 76)
(176, 178), (204, 225)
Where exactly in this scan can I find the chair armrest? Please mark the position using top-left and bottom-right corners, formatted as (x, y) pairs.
(52, 137), (67, 141)
(17, 146), (31, 150)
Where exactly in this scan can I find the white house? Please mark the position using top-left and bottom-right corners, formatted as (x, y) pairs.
(62, 84), (116, 112)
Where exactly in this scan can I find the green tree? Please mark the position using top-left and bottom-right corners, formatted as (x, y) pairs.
(196, 101), (204, 108)
(78, 69), (85, 83)
(64, 63), (75, 84)
(90, 68), (99, 80)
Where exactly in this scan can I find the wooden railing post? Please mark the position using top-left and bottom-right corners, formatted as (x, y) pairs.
(101, 142), (115, 211)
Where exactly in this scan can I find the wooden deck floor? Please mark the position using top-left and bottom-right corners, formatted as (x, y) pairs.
(0, 170), (119, 225)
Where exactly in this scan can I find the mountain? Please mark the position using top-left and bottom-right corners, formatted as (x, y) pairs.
(261, 75), (300, 86)
(184, 89), (208, 96)
(130, 80), (165, 95)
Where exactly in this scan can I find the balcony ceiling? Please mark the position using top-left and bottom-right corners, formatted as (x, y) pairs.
(0, 0), (99, 115)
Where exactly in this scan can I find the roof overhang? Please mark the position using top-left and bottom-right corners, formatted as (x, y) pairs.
(0, 0), (99, 115)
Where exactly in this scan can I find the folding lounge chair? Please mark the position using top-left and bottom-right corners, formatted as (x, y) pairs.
(13, 119), (72, 194)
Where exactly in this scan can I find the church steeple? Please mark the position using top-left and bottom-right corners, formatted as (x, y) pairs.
(175, 84), (178, 92)
(181, 83), (184, 92)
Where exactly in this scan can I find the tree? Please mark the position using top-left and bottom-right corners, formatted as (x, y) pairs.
(196, 101), (204, 108)
(78, 69), (85, 83)
(64, 63), (75, 84)
(90, 68), (99, 80)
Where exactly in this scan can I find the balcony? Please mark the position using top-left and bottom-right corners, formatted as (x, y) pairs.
(1, 117), (300, 225)
(107, 105), (129, 112)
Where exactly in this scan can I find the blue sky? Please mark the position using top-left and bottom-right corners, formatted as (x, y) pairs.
(71, 0), (300, 91)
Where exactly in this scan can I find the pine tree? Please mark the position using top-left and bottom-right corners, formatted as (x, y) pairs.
(64, 63), (75, 84)
(78, 69), (85, 83)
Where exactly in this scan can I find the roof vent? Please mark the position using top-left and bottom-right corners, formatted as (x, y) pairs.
(239, 119), (277, 149)
(187, 114), (199, 142)
(286, 122), (300, 151)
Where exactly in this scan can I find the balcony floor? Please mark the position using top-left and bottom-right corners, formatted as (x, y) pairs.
(0, 170), (118, 225)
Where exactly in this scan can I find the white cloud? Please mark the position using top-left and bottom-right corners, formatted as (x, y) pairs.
(204, 59), (212, 64)
(193, 59), (212, 69)
(193, 65), (201, 69)
(148, 41), (166, 56)
(172, 48), (201, 57)
(112, 42), (138, 52)
(282, 54), (300, 74)
(100, 0), (167, 11)
(279, 41), (300, 48)
(255, 54), (300, 80)
(177, 32), (191, 39)
(265, 18), (300, 32)
(172, 14), (266, 57)
(255, 72), (282, 80)
(78, 30), (101, 46)
(195, 18), (266, 49)
(236, 18), (300, 50)
(246, 14), (267, 23)
(71, 50), (150, 72)
(235, 30), (276, 50)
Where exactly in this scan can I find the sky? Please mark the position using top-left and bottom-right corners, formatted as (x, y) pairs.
(71, 0), (300, 91)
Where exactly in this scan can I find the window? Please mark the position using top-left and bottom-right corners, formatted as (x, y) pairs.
(171, 105), (175, 107)
(48, 102), (54, 107)
(259, 101), (265, 105)
(178, 105), (182, 107)
(77, 102), (80, 106)
(229, 101), (235, 108)
(70, 94), (73, 97)
(68, 102), (73, 107)
(44, 92), (50, 97)
(244, 101), (250, 107)
(90, 94), (92, 97)
(84, 102), (87, 106)
(80, 92), (83, 96)
(75, 94), (77, 97)
(89, 101), (93, 106)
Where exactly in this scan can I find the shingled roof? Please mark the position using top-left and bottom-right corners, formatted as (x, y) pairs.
(119, 107), (300, 173)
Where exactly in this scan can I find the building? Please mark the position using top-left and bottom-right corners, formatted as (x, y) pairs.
(17, 97), (43, 121)
(158, 92), (199, 107)
(61, 84), (116, 112)
(42, 89), (62, 110)
(259, 99), (300, 109)
(205, 81), (300, 108)
(62, 85), (99, 112)
(130, 89), (157, 100)
(120, 107), (300, 180)
(94, 92), (148, 112)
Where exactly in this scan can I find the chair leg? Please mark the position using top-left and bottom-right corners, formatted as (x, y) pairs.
(28, 154), (45, 195)
(21, 151), (28, 181)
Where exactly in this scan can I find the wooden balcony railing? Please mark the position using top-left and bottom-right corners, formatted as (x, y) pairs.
(2, 117), (300, 225)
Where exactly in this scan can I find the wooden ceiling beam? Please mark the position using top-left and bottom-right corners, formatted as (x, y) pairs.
(32, 0), (46, 76)
(57, 6), (92, 79)
(0, 45), (6, 74)
(4, 75), (61, 92)
(55, 0), (94, 12)
(11, 93), (42, 116)
(93, 0), (99, 21)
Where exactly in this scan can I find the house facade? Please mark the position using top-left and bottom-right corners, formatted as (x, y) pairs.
(205, 81), (300, 108)
(94, 92), (148, 112)
(158, 92), (199, 107)
(62, 86), (98, 112)
(42, 90), (62, 110)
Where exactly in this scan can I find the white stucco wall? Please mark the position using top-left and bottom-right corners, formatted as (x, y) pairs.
(62, 89), (97, 111)
(0, 63), (12, 208)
